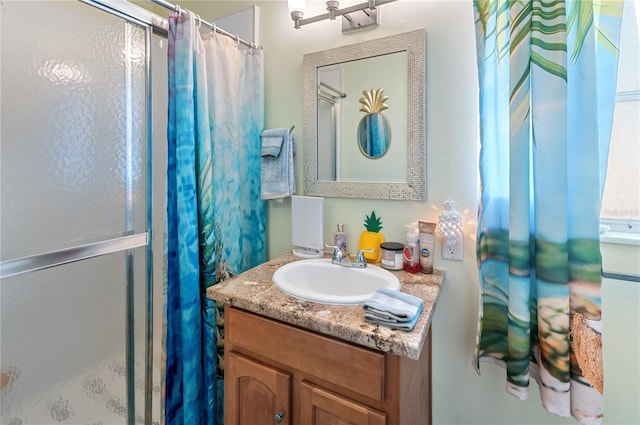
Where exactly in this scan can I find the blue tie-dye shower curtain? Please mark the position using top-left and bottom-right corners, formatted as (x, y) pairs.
(473, 1), (623, 424)
(165, 11), (265, 425)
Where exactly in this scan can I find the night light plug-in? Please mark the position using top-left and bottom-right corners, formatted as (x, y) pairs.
(438, 199), (464, 262)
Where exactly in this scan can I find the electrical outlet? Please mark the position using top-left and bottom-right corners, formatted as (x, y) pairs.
(442, 237), (464, 261)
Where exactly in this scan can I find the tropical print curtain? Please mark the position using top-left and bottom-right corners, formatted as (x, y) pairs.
(165, 11), (265, 425)
(473, 1), (623, 424)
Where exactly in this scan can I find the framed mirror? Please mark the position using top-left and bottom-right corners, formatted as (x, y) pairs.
(303, 29), (426, 200)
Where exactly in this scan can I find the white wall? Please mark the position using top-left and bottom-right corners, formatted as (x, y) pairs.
(185, 1), (639, 424)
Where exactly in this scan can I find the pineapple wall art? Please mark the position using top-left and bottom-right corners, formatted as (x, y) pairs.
(357, 88), (391, 158)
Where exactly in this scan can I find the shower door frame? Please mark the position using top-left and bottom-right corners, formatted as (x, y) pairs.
(0, 1), (165, 424)
(75, 3), (160, 424)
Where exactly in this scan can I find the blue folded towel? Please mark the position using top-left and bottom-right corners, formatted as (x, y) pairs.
(363, 288), (423, 331)
(261, 129), (285, 157)
(261, 128), (295, 201)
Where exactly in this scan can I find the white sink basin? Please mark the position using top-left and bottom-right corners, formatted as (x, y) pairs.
(272, 258), (401, 305)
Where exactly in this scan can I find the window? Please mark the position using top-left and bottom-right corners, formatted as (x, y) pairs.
(600, 0), (640, 240)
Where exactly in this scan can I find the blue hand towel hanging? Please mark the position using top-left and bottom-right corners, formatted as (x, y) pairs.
(261, 129), (285, 157)
(261, 128), (295, 200)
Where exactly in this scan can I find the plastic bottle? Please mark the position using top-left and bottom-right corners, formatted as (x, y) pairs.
(418, 221), (436, 274)
(334, 224), (347, 252)
(403, 223), (420, 273)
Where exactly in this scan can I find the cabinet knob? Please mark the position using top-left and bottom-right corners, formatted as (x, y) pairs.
(274, 411), (285, 423)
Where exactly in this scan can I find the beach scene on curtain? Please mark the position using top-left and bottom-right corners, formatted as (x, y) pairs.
(473, 1), (623, 424)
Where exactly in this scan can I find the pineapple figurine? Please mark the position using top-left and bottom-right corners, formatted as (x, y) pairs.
(357, 211), (385, 263)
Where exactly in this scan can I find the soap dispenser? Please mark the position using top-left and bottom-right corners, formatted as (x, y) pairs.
(334, 224), (347, 252)
(403, 223), (420, 273)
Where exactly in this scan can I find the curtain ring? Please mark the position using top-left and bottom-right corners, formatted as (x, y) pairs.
(175, 5), (183, 16)
(195, 14), (201, 30)
(235, 34), (240, 48)
(210, 22), (217, 38)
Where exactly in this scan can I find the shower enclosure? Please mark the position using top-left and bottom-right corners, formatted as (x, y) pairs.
(1, 1), (166, 423)
(317, 66), (344, 181)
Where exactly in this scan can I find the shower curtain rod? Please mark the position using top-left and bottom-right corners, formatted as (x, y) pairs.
(149, 0), (260, 49)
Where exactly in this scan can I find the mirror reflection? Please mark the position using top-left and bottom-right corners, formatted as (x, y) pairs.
(317, 54), (406, 181)
(358, 112), (391, 158)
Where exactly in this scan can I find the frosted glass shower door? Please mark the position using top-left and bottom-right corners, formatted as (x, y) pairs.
(1, 1), (154, 423)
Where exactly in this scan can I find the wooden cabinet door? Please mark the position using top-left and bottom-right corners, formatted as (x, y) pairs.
(299, 381), (386, 425)
(226, 351), (291, 425)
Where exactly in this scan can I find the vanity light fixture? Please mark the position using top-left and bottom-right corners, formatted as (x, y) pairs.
(288, 0), (397, 32)
(437, 199), (464, 261)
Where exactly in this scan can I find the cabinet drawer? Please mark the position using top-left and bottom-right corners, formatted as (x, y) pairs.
(300, 380), (386, 425)
(227, 307), (386, 402)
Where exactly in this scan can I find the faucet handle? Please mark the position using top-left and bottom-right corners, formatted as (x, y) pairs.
(325, 243), (340, 255)
(354, 248), (375, 268)
(325, 243), (345, 263)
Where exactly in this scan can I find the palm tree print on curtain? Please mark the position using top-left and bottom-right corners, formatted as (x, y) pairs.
(165, 11), (265, 425)
(473, 1), (623, 423)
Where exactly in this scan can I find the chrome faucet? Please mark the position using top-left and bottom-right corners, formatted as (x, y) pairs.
(325, 244), (375, 268)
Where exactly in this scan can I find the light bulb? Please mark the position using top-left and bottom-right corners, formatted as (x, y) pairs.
(288, 0), (306, 28)
(288, 0), (306, 13)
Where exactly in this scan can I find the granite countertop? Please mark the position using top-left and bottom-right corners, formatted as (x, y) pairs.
(206, 253), (445, 360)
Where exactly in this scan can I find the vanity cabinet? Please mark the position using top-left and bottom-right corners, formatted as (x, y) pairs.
(225, 306), (432, 425)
